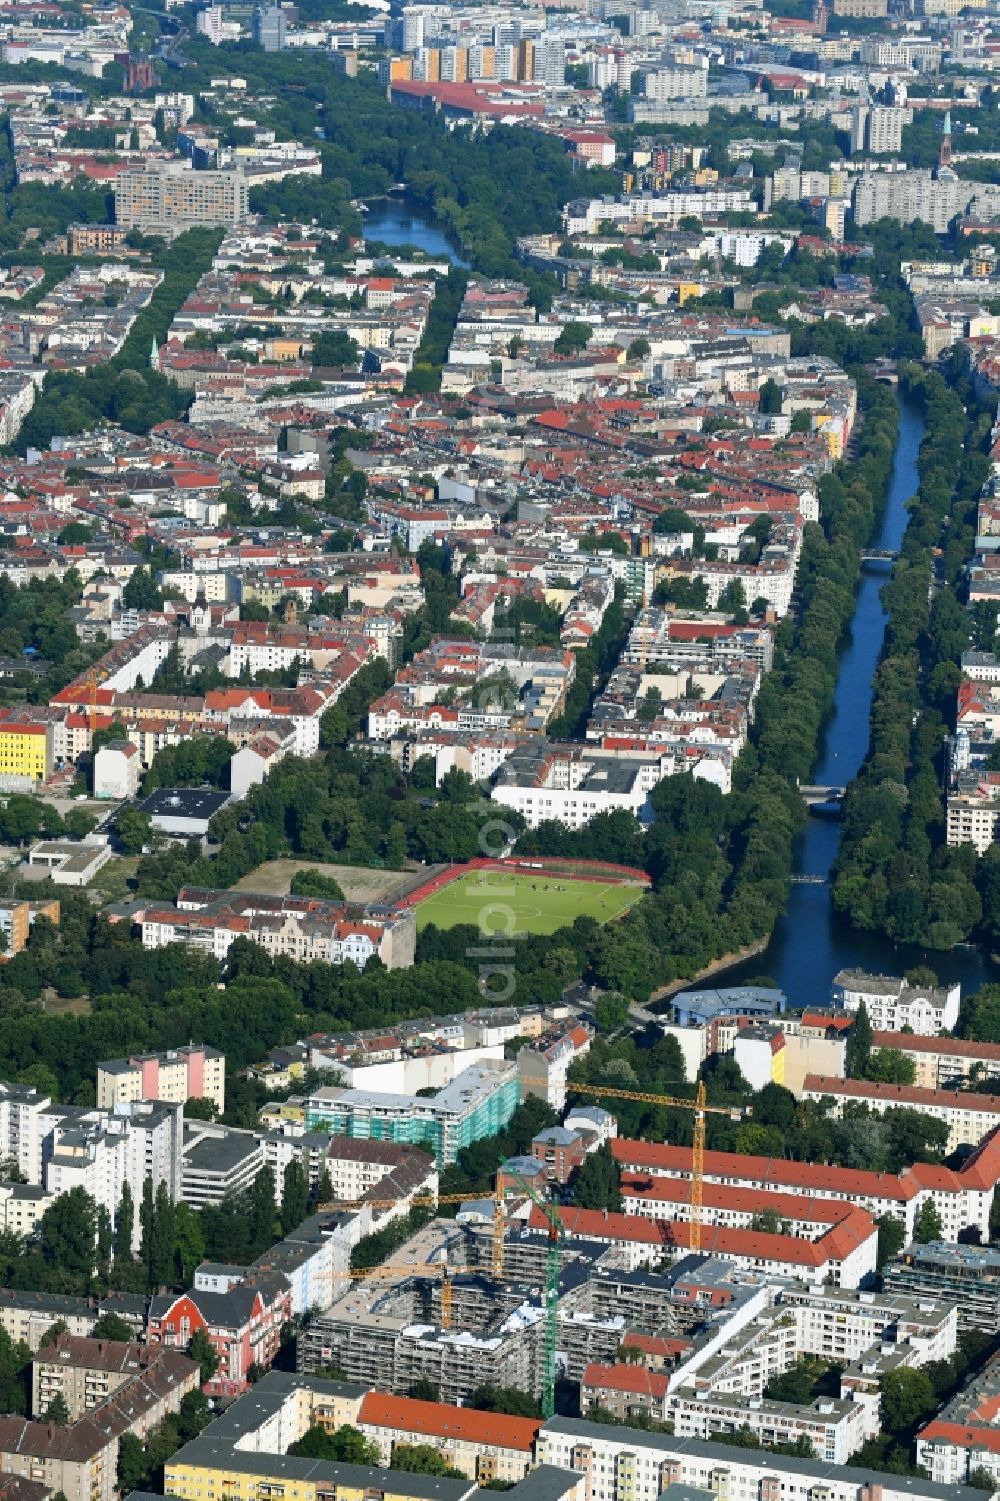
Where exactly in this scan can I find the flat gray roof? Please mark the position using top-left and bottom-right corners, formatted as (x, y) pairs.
(169, 1436), (473, 1499)
(539, 1419), (991, 1499)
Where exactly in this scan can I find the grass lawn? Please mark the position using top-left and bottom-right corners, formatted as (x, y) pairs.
(233, 859), (414, 903)
(414, 870), (643, 936)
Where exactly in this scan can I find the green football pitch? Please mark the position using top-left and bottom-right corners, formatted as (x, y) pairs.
(414, 870), (643, 935)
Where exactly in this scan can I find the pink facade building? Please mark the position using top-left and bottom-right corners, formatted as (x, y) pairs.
(97, 1045), (225, 1113)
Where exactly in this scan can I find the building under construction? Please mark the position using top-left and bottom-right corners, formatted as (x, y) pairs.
(299, 1083), (735, 1409)
(297, 1217), (686, 1404)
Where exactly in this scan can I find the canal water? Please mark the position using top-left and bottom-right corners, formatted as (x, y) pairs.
(720, 394), (998, 1006)
(363, 199), (470, 268)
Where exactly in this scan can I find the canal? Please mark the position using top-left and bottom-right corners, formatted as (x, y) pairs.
(720, 393), (998, 1005)
(363, 201), (997, 1004)
(363, 199), (470, 268)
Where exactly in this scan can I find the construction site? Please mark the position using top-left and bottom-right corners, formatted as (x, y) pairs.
(297, 1210), (692, 1406)
(298, 1083), (739, 1413)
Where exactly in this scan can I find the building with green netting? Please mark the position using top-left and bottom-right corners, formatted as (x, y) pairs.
(304, 1060), (520, 1165)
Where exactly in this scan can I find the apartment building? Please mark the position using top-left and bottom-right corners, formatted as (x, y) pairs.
(0, 1292), (99, 1352)
(181, 1121), (264, 1209)
(852, 169), (991, 234)
(529, 1204), (876, 1289)
(304, 1061), (520, 1167)
(96, 1045), (226, 1113)
(492, 743), (671, 830)
(0, 1081), (51, 1184)
(611, 1129), (1000, 1242)
(164, 1372), (488, 1501)
(946, 783), (1000, 853)
(115, 163), (250, 238)
(849, 104), (908, 156)
(518, 1024), (593, 1111)
(44, 1101), (183, 1250)
(148, 1273), (292, 1397)
(536, 1417), (983, 1501)
(885, 1240), (1000, 1331)
(0, 712), (53, 789)
(0, 1342), (196, 1501)
(320, 1137), (438, 1205)
(0, 899), (59, 960)
(832, 969), (961, 1034)
(672, 1388), (866, 1465)
(32, 1333), (199, 1424)
(0, 1182), (52, 1237)
(801, 1075), (1000, 1153)
(357, 1393), (540, 1482)
(917, 1358), (1000, 1488)
(871, 1030), (1000, 1090)
(141, 888), (415, 971)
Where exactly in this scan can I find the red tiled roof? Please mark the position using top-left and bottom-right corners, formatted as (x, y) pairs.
(357, 1393), (540, 1450)
(582, 1363), (670, 1398)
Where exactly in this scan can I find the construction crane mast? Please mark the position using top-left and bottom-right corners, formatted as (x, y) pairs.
(566, 1079), (747, 1255)
(510, 1168), (562, 1422)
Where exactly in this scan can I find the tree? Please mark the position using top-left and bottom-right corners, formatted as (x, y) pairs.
(43, 1393), (70, 1425)
(754, 1083), (796, 1130)
(626, 337), (650, 362)
(117, 1432), (147, 1494)
(594, 992), (629, 1035)
(881, 1366), (935, 1434)
(178, 1389), (212, 1442)
(187, 1328), (218, 1386)
(139, 1177), (155, 1286)
(173, 1202), (206, 1286)
(845, 1001), (873, 1078)
(717, 578), (748, 621)
(290, 1425), (379, 1464)
(876, 1214), (906, 1269)
(573, 1143), (622, 1211)
(866, 1049), (916, 1085)
(281, 1159), (309, 1234)
(312, 1166), (333, 1209)
(312, 330), (360, 368)
(553, 321), (593, 356)
(249, 1165), (277, 1251)
(38, 1188), (97, 1284)
(91, 1312), (134, 1342)
(390, 1444), (463, 1478)
(183, 1095), (218, 1122)
(758, 377), (784, 414)
(749, 1210), (781, 1234)
(407, 1380), (440, 1402)
(469, 1386), (541, 1417)
(914, 1198), (943, 1243)
(289, 869), (345, 900)
(765, 1361), (816, 1404)
(149, 1181), (175, 1289)
(116, 808), (152, 856)
(123, 566), (161, 611)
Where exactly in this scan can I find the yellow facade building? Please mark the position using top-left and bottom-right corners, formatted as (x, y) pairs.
(0, 717), (52, 787)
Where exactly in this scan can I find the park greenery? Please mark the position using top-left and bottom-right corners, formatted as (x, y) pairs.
(11, 227), (224, 453)
(832, 361), (994, 948)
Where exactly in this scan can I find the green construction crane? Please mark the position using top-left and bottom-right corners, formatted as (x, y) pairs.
(510, 1169), (562, 1420)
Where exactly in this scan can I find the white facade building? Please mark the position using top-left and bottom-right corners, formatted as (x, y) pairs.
(832, 969), (960, 1034)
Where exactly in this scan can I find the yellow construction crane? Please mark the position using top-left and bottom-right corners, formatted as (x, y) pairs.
(316, 1258), (482, 1329)
(87, 666), (100, 735)
(566, 1079), (748, 1255)
(319, 1182), (510, 1280)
